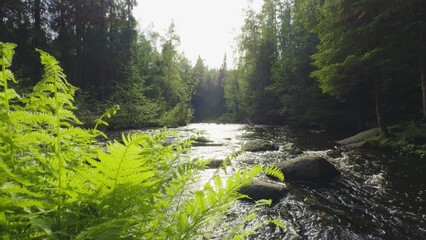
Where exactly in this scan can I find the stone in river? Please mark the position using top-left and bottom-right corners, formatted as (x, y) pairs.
(239, 179), (287, 203)
(242, 139), (279, 152)
(274, 155), (340, 182)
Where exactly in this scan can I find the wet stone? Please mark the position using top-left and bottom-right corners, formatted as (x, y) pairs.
(194, 136), (212, 143)
(282, 143), (304, 155)
(242, 139), (279, 152)
(239, 179), (288, 203)
(206, 159), (225, 168)
(274, 155), (340, 182)
(192, 136), (224, 146)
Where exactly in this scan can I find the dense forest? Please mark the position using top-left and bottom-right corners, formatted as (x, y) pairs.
(1, 0), (196, 127)
(1, 0), (426, 239)
(1, 0), (425, 136)
(228, 0), (426, 134)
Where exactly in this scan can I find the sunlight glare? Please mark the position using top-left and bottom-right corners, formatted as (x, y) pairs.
(134, 0), (263, 69)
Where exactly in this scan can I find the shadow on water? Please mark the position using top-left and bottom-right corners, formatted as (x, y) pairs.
(117, 123), (426, 239)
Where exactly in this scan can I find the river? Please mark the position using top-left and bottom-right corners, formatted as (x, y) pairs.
(119, 123), (426, 239)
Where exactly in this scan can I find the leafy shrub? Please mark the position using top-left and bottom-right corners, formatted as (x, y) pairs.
(0, 42), (284, 239)
(364, 123), (426, 158)
(73, 90), (106, 127)
(401, 122), (424, 142)
(160, 102), (193, 127)
(364, 136), (393, 150)
(107, 76), (163, 129)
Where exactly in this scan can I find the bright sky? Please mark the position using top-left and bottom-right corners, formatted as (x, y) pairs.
(133, 0), (263, 69)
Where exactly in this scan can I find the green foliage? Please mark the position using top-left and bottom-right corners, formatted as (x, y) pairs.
(107, 68), (161, 129)
(93, 104), (121, 130)
(264, 166), (285, 182)
(160, 102), (193, 127)
(231, 1), (282, 123)
(102, 25), (196, 129)
(1, 1), (199, 129)
(192, 56), (228, 122)
(1, 43), (98, 239)
(0, 42), (282, 239)
(230, 0), (424, 132)
(365, 123), (426, 158)
(401, 122), (425, 142)
(223, 70), (242, 122)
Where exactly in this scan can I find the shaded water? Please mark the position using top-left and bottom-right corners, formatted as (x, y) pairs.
(124, 123), (426, 239)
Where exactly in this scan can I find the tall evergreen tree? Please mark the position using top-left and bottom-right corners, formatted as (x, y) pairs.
(234, 1), (282, 123)
(304, 0), (409, 135)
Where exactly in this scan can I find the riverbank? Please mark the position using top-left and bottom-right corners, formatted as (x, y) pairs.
(337, 122), (426, 159)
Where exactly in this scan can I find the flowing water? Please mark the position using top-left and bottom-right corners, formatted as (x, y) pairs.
(122, 123), (426, 239)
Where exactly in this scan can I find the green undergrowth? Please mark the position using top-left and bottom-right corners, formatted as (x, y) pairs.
(0, 42), (284, 239)
(74, 93), (192, 130)
(364, 122), (426, 158)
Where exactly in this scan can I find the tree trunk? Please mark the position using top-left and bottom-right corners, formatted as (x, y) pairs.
(75, 0), (86, 89)
(421, 0), (426, 121)
(374, 79), (389, 137)
(421, 54), (426, 121)
(33, 0), (41, 48)
(32, 0), (43, 85)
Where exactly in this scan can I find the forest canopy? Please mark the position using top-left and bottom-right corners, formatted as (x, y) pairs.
(1, 0), (425, 133)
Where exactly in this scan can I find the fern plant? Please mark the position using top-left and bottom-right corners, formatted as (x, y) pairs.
(0, 43), (15, 161)
(0, 42), (285, 240)
(1, 44), (99, 239)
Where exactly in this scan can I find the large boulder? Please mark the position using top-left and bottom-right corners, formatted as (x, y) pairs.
(274, 155), (340, 182)
(242, 139), (279, 152)
(239, 179), (287, 203)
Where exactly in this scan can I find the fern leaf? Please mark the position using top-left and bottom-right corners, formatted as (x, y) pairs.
(270, 218), (286, 229)
(263, 165), (285, 181)
(0, 42), (17, 68)
(93, 105), (120, 130)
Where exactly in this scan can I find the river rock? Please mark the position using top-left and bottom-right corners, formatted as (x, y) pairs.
(282, 143), (293, 151)
(193, 136), (213, 146)
(192, 136), (224, 146)
(336, 128), (381, 148)
(242, 139), (279, 152)
(206, 159), (231, 168)
(274, 156), (340, 182)
(282, 143), (303, 155)
(206, 159), (223, 168)
(290, 147), (303, 155)
(239, 179), (287, 202)
(194, 136), (212, 143)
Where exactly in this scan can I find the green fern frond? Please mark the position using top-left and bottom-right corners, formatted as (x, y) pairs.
(0, 89), (20, 102)
(0, 42), (17, 165)
(169, 166), (265, 239)
(263, 165), (285, 181)
(270, 218), (286, 229)
(16, 131), (56, 147)
(26, 50), (77, 119)
(2, 182), (44, 199)
(93, 104), (120, 130)
(0, 43), (16, 68)
(74, 218), (127, 240)
(10, 111), (54, 126)
(81, 133), (160, 214)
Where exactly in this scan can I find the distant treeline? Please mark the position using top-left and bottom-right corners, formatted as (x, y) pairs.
(1, 0), (425, 133)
